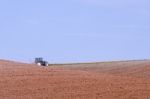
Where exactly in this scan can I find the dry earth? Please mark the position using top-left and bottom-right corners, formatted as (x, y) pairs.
(0, 59), (150, 99)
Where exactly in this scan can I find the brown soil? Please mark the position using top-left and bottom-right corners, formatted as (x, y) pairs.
(0, 59), (150, 99)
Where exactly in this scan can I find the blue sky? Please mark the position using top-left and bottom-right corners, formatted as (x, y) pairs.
(0, 0), (150, 63)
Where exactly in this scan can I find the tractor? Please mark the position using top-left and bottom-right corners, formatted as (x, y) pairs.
(35, 57), (48, 66)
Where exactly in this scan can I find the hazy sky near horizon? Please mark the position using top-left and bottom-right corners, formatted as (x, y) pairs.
(0, 0), (150, 63)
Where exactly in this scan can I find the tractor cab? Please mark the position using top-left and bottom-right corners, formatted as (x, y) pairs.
(35, 58), (48, 66)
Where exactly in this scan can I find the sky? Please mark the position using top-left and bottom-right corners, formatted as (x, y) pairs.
(0, 0), (150, 63)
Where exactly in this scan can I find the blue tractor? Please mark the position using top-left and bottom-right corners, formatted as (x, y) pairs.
(35, 58), (48, 66)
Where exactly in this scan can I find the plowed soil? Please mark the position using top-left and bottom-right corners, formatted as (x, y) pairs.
(0, 60), (150, 99)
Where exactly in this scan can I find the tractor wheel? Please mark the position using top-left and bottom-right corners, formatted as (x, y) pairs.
(37, 63), (41, 66)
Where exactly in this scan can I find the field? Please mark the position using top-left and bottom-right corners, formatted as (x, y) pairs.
(0, 59), (150, 99)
